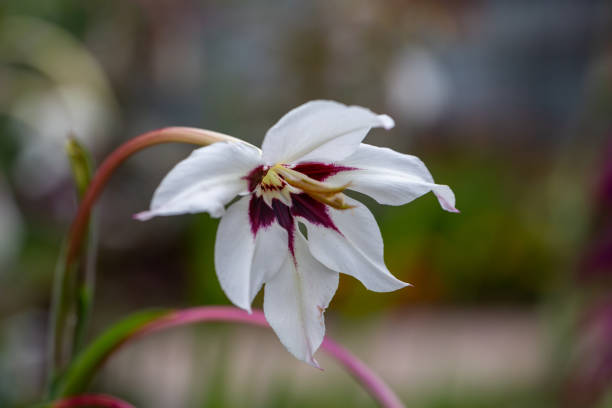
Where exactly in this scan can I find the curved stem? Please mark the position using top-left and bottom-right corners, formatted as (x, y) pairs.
(65, 127), (242, 267)
(52, 394), (135, 408)
(321, 338), (404, 408)
(49, 127), (241, 388)
(125, 307), (405, 408)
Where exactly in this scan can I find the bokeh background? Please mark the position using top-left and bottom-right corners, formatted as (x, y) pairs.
(1, 1), (612, 407)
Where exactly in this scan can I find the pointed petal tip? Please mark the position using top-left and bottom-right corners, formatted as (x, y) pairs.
(439, 199), (460, 214)
(209, 206), (226, 218)
(364, 279), (410, 293)
(306, 356), (322, 370)
(377, 114), (395, 130)
(398, 280), (412, 289)
(133, 211), (153, 221)
(433, 188), (459, 214)
(233, 300), (252, 314)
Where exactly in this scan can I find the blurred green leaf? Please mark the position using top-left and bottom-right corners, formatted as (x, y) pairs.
(47, 137), (97, 392)
(51, 308), (170, 398)
(66, 137), (98, 356)
(65, 137), (93, 200)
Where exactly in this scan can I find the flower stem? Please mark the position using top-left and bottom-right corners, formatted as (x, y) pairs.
(321, 337), (405, 408)
(57, 306), (404, 408)
(143, 308), (405, 408)
(65, 127), (242, 268)
(51, 394), (136, 408)
(48, 127), (240, 389)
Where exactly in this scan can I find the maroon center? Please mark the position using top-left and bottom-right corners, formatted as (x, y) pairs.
(245, 162), (354, 255)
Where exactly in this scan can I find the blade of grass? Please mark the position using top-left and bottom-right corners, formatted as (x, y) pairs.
(51, 309), (171, 398)
(47, 137), (97, 392)
(47, 241), (77, 392)
(67, 138), (98, 356)
(66, 138), (94, 199)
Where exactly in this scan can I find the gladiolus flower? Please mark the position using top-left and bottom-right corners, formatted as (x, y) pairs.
(136, 100), (458, 366)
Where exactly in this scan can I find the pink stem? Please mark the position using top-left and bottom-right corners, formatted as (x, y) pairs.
(53, 394), (135, 408)
(320, 337), (404, 408)
(133, 307), (404, 408)
(65, 127), (241, 267)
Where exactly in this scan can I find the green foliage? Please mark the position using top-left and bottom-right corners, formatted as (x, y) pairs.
(47, 138), (96, 390)
(50, 309), (170, 398)
(378, 154), (557, 305)
(65, 138), (92, 199)
(187, 214), (227, 306)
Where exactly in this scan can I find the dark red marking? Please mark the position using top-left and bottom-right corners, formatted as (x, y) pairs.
(247, 162), (347, 257)
(260, 179), (285, 192)
(291, 193), (339, 232)
(248, 195), (297, 256)
(248, 195), (275, 235)
(244, 165), (266, 192)
(292, 162), (355, 181)
(272, 200), (296, 256)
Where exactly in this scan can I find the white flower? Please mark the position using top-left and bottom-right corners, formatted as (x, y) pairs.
(136, 100), (458, 367)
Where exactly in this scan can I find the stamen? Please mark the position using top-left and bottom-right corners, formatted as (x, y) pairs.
(307, 191), (354, 210)
(254, 164), (354, 211)
(260, 168), (285, 190)
(273, 165), (354, 210)
(274, 165), (350, 195)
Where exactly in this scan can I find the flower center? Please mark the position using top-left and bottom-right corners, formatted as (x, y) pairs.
(272, 165), (353, 210)
(260, 165), (286, 191)
(247, 164), (353, 210)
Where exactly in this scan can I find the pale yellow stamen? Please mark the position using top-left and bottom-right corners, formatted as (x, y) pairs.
(272, 164), (354, 210)
(307, 190), (354, 210)
(260, 168), (285, 189)
(273, 165), (350, 195)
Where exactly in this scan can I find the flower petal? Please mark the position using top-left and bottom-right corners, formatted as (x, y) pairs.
(261, 100), (394, 165)
(135, 142), (262, 220)
(329, 143), (458, 212)
(303, 197), (409, 292)
(264, 233), (339, 367)
(215, 196), (288, 312)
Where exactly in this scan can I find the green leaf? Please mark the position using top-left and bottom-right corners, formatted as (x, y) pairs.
(47, 137), (97, 392)
(65, 137), (93, 199)
(67, 138), (97, 356)
(51, 309), (171, 398)
(47, 240), (77, 389)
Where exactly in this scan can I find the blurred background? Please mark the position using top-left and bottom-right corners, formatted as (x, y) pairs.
(1, 0), (612, 407)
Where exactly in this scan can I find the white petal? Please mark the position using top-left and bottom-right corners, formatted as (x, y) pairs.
(214, 196), (288, 312)
(264, 234), (339, 367)
(135, 142), (262, 220)
(304, 197), (408, 292)
(329, 143), (458, 212)
(261, 100), (394, 165)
